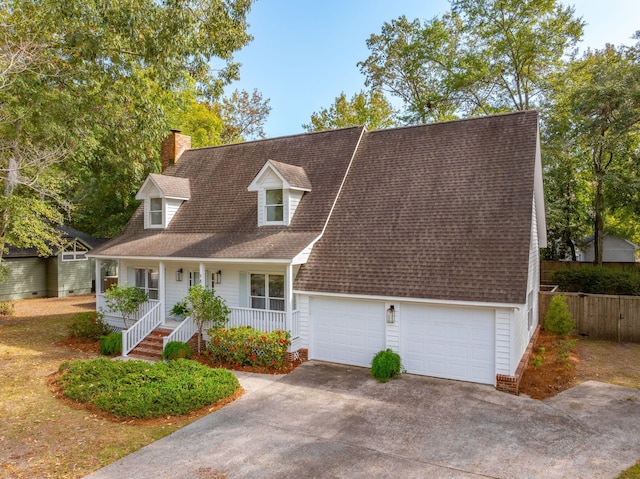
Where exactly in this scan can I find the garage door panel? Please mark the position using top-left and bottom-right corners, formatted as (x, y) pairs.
(311, 298), (385, 368)
(402, 304), (495, 385)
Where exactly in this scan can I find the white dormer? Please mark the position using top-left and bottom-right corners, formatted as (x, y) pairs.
(135, 173), (191, 229)
(247, 160), (312, 227)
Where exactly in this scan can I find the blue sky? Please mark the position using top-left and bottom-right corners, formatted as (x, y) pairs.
(227, 0), (640, 138)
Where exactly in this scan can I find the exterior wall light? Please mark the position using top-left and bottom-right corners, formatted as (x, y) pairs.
(214, 270), (222, 284)
(386, 305), (395, 324)
(176, 268), (183, 282)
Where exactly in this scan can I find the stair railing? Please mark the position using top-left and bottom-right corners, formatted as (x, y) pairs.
(162, 315), (198, 350)
(122, 301), (163, 356)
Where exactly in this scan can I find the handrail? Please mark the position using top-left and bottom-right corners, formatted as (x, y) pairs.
(122, 301), (162, 356)
(162, 316), (198, 350)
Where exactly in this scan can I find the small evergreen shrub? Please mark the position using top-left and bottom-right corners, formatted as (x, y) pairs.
(552, 266), (640, 296)
(57, 358), (240, 418)
(99, 332), (122, 356)
(67, 312), (112, 340)
(545, 295), (575, 338)
(0, 301), (14, 316)
(163, 341), (192, 360)
(370, 349), (402, 383)
(208, 326), (291, 369)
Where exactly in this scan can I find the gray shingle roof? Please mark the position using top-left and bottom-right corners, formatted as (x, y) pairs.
(294, 111), (539, 304)
(146, 173), (191, 199)
(267, 160), (312, 190)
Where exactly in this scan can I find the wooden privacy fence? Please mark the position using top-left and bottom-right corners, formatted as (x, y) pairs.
(539, 291), (640, 343)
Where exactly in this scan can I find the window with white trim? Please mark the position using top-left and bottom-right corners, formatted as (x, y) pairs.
(265, 189), (283, 223)
(135, 268), (159, 300)
(149, 197), (163, 226)
(250, 273), (284, 311)
(61, 240), (88, 261)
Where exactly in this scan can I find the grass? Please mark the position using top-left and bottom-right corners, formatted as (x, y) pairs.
(618, 461), (640, 479)
(0, 297), (238, 478)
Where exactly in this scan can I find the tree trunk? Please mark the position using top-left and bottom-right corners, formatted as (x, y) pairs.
(594, 175), (604, 266)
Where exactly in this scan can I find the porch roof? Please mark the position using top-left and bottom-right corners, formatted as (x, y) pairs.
(91, 231), (319, 260)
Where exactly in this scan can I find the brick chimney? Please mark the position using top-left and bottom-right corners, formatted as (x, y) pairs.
(161, 130), (191, 172)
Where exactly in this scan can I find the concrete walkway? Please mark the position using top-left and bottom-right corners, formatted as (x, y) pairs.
(85, 362), (640, 479)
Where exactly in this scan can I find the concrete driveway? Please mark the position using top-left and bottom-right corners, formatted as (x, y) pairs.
(85, 362), (640, 479)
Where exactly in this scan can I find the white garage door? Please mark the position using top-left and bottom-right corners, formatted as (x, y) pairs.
(311, 297), (385, 368)
(401, 304), (495, 384)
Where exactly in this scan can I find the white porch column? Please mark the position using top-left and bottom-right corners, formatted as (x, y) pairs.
(159, 261), (166, 322)
(285, 263), (293, 334)
(199, 263), (206, 287)
(95, 258), (101, 308)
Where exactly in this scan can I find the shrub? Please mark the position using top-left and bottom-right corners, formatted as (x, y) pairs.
(371, 349), (402, 383)
(552, 266), (640, 296)
(169, 300), (189, 319)
(0, 301), (14, 316)
(57, 358), (240, 418)
(103, 283), (148, 328)
(163, 341), (192, 360)
(208, 326), (291, 370)
(545, 295), (575, 338)
(185, 285), (230, 353)
(67, 312), (112, 340)
(99, 332), (122, 356)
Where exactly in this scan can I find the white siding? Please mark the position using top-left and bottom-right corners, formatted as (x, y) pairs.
(581, 235), (638, 262)
(288, 190), (304, 224)
(165, 198), (183, 226)
(294, 294), (310, 350)
(495, 308), (512, 376)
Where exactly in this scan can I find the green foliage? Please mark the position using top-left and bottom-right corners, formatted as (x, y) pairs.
(303, 90), (396, 132)
(532, 355), (543, 368)
(99, 332), (122, 356)
(163, 341), (192, 361)
(57, 358), (239, 419)
(552, 267), (640, 296)
(170, 300), (189, 319)
(67, 312), (112, 340)
(208, 326), (291, 370)
(0, 301), (14, 316)
(556, 338), (577, 359)
(370, 349), (402, 383)
(185, 285), (230, 353)
(103, 283), (148, 328)
(545, 296), (575, 338)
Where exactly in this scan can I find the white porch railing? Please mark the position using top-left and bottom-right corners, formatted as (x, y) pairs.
(122, 301), (163, 356)
(228, 307), (299, 338)
(163, 316), (199, 350)
(291, 310), (300, 339)
(97, 294), (161, 324)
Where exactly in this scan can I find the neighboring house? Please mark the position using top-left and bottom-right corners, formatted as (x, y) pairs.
(90, 111), (546, 388)
(0, 226), (107, 301)
(578, 234), (639, 262)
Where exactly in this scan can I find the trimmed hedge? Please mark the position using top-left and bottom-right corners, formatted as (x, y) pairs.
(163, 341), (192, 360)
(371, 349), (402, 383)
(58, 358), (239, 418)
(208, 326), (290, 369)
(552, 266), (640, 296)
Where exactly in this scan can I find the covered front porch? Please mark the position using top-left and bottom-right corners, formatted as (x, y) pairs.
(94, 258), (300, 356)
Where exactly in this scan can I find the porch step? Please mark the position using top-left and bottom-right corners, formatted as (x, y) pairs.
(128, 328), (173, 361)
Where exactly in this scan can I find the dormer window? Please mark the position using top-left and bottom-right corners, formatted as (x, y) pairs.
(248, 160), (312, 228)
(135, 173), (191, 230)
(149, 198), (163, 226)
(266, 189), (284, 223)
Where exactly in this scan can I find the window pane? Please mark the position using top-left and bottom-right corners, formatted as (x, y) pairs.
(251, 297), (265, 309)
(150, 198), (162, 211)
(148, 289), (159, 300)
(148, 270), (159, 289)
(269, 274), (285, 299)
(135, 269), (145, 288)
(266, 189), (282, 205)
(62, 253), (74, 261)
(270, 298), (285, 311)
(266, 205), (283, 222)
(251, 274), (265, 296)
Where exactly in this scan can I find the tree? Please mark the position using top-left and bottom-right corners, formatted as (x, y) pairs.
(103, 284), (148, 329)
(219, 89), (272, 143)
(450, 0), (584, 113)
(303, 90), (396, 132)
(559, 43), (640, 264)
(185, 284), (230, 354)
(359, 16), (460, 124)
(1, 0), (255, 239)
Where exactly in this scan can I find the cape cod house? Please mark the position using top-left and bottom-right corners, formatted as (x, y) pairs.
(90, 111), (546, 390)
